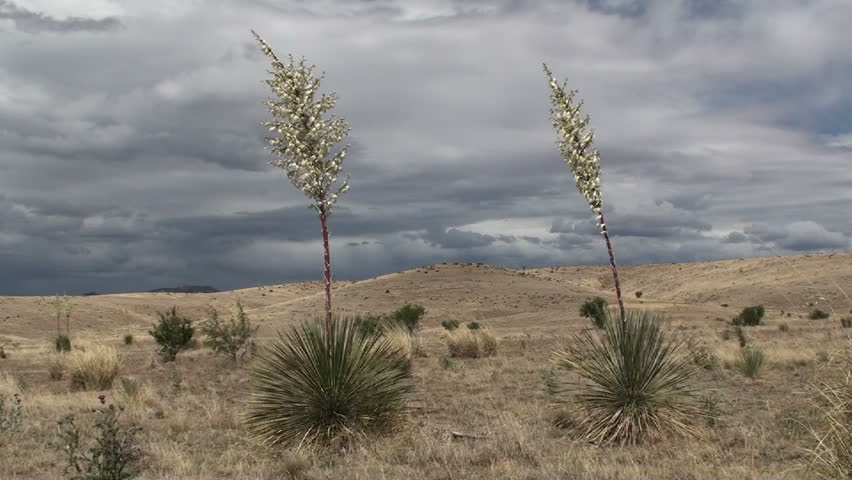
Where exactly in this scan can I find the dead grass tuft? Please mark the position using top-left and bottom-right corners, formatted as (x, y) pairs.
(68, 344), (123, 391)
(445, 328), (498, 358)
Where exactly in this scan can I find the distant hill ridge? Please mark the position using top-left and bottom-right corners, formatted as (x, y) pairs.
(147, 285), (220, 293)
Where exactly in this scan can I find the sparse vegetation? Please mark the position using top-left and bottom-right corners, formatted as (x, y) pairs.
(466, 321), (482, 330)
(552, 308), (699, 445)
(68, 345), (123, 391)
(779, 323), (790, 332)
(54, 395), (142, 480)
(200, 301), (258, 364)
(579, 297), (609, 329)
(810, 309), (830, 320)
(635, 290), (643, 298)
(245, 314), (412, 447)
(805, 369), (852, 478)
(734, 347), (766, 380)
(692, 346), (720, 370)
(148, 306), (194, 362)
(123, 334), (133, 345)
(841, 317), (852, 329)
(0, 393), (22, 435)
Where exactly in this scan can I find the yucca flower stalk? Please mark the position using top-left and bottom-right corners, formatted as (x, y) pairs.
(253, 30), (351, 333)
(543, 63), (625, 324)
(53, 293), (73, 337)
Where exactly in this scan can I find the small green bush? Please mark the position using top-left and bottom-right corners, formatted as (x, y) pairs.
(810, 309), (830, 320)
(390, 304), (426, 333)
(635, 291), (643, 298)
(733, 305), (765, 326)
(201, 301), (258, 364)
(734, 347), (765, 380)
(440, 319), (460, 331)
(148, 306), (194, 362)
(841, 317), (852, 329)
(123, 335), (133, 346)
(352, 313), (389, 336)
(54, 395), (142, 480)
(580, 297), (608, 329)
(466, 321), (482, 330)
(55, 334), (72, 353)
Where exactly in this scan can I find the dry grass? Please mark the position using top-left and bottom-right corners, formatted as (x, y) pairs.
(67, 344), (123, 391)
(445, 328), (498, 358)
(381, 324), (422, 362)
(0, 253), (850, 478)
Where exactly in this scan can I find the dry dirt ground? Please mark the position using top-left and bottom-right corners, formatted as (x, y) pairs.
(1, 252), (851, 479)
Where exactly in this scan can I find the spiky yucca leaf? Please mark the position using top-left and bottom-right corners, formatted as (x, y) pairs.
(553, 308), (699, 445)
(245, 314), (412, 447)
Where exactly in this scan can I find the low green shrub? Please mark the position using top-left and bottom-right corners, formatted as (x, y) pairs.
(466, 321), (482, 330)
(201, 301), (258, 364)
(55, 334), (72, 353)
(440, 319), (460, 331)
(148, 306), (194, 362)
(733, 305), (765, 326)
(580, 297), (608, 329)
(809, 309), (830, 320)
(123, 334), (133, 346)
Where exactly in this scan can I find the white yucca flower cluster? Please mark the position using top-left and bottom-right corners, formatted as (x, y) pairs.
(253, 30), (350, 216)
(543, 63), (604, 231)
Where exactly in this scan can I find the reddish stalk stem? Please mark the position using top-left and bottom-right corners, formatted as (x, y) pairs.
(319, 207), (333, 332)
(599, 211), (625, 325)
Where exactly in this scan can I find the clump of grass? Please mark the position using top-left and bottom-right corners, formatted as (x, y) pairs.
(841, 317), (852, 329)
(635, 290), (643, 298)
(734, 347), (765, 380)
(732, 305), (765, 326)
(440, 319), (460, 331)
(804, 370), (852, 478)
(380, 324), (421, 363)
(552, 308), (700, 445)
(579, 297), (608, 329)
(47, 353), (66, 380)
(779, 323), (790, 332)
(445, 328), (498, 358)
(700, 393), (722, 428)
(68, 344), (123, 391)
(0, 392), (22, 435)
(810, 309), (830, 320)
(466, 321), (482, 330)
(123, 334), (134, 345)
(245, 314), (412, 447)
(692, 346), (720, 371)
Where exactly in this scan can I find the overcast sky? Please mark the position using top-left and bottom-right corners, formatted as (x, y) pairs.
(0, 0), (850, 295)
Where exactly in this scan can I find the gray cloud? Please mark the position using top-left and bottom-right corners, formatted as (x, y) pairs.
(0, 1), (122, 33)
(0, 0), (850, 295)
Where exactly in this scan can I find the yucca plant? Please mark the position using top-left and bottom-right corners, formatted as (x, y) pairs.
(245, 314), (412, 447)
(253, 30), (351, 332)
(734, 346), (766, 380)
(552, 308), (699, 445)
(544, 64), (625, 323)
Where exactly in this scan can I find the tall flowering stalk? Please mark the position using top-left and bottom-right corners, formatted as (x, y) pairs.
(252, 30), (351, 332)
(543, 63), (625, 324)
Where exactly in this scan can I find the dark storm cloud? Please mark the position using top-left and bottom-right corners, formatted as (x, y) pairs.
(0, 0), (850, 295)
(0, 1), (122, 33)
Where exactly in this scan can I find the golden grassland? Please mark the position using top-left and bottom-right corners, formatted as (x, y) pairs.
(1, 252), (851, 479)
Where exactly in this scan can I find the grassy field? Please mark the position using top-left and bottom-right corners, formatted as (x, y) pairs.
(1, 252), (851, 479)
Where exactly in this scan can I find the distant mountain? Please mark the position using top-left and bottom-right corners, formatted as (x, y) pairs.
(147, 285), (220, 294)
(82, 291), (99, 296)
